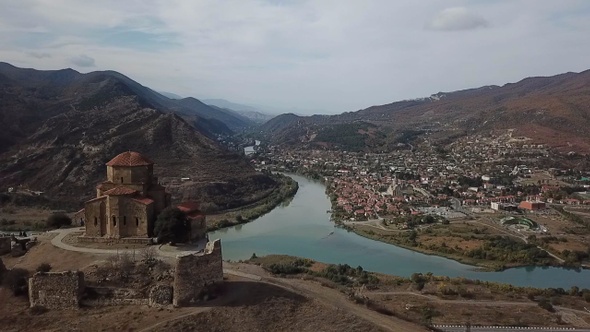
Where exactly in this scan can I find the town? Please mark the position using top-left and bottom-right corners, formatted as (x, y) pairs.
(248, 130), (590, 268)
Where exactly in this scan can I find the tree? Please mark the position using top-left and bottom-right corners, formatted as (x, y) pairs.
(537, 298), (554, 312)
(36, 263), (52, 273)
(46, 213), (72, 229)
(154, 208), (189, 244)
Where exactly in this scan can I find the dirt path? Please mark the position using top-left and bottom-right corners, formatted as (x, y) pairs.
(366, 291), (590, 320)
(262, 277), (428, 331)
(49, 227), (204, 258)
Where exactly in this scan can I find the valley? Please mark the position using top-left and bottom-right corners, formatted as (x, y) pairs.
(248, 131), (590, 271)
(2, 61), (590, 331)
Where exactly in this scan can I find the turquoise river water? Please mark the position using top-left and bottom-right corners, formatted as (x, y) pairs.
(210, 174), (590, 288)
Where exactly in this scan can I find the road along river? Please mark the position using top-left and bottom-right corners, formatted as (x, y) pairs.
(210, 174), (590, 289)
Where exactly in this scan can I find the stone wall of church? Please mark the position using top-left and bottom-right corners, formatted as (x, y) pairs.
(28, 271), (85, 309)
(107, 166), (152, 187)
(85, 199), (106, 237)
(173, 239), (223, 307)
(105, 196), (121, 237)
(119, 200), (152, 237)
(107, 166), (129, 185)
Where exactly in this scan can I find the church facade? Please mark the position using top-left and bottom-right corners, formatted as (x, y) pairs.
(82, 151), (170, 239)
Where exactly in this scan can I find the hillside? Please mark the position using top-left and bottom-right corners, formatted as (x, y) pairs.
(0, 62), (277, 209)
(261, 70), (590, 153)
(204, 98), (275, 124)
(175, 97), (254, 131)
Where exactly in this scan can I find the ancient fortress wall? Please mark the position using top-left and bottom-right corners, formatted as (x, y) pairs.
(28, 271), (85, 309)
(82, 287), (148, 306)
(173, 239), (223, 307)
(27, 240), (223, 309)
(82, 284), (173, 307)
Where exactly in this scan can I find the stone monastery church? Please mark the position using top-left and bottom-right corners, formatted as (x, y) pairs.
(77, 151), (205, 241)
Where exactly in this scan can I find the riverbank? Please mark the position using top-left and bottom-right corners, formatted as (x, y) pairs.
(347, 225), (517, 272)
(209, 173), (590, 289)
(327, 204), (573, 271)
(336, 218), (580, 272)
(244, 254), (590, 329)
(206, 173), (298, 231)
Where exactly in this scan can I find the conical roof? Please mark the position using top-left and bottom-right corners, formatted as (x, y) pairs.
(106, 151), (153, 167)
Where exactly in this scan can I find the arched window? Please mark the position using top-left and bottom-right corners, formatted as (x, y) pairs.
(113, 216), (117, 226)
(136, 217), (139, 226)
(123, 216), (127, 226)
(94, 217), (98, 226)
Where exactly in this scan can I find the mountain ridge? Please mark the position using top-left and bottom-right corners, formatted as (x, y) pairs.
(261, 69), (590, 153)
(0, 62), (277, 209)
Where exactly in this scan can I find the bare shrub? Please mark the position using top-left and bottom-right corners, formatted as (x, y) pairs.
(140, 247), (158, 266)
(118, 252), (134, 281)
(30, 305), (48, 315)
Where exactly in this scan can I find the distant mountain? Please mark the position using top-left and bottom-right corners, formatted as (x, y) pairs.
(0, 62), (277, 208)
(158, 91), (183, 99)
(174, 97), (254, 131)
(261, 70), (590, 153)
(203, 99), (275, 124)
(259, 113), (304, 134)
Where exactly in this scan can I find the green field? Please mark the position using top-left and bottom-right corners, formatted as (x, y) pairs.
(501, 216), (539, 229)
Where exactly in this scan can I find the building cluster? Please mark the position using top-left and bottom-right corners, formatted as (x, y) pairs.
(250, 130), (590, 222)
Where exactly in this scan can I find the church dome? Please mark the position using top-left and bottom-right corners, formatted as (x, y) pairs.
(106, 151), (154, 167)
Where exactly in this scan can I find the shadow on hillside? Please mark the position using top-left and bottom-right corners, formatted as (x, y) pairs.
(207, 280), (308, 308)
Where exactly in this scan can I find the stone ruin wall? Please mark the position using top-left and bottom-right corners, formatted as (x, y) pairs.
(28, 271), (85, 309)
(82, 284), (173, 307)
(173, 239), (223, 307)
(26, 240), (223, 309)
(83, 287), (149, 306)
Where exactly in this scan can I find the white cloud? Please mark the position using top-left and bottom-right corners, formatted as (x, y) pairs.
(427, 7), (489, 31)
(0, 1), (589, 114)
(28, 52), (51, 59)
(69, 54), (95, 67)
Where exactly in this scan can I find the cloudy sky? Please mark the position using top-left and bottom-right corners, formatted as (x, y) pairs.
(1, 0), (589, 114)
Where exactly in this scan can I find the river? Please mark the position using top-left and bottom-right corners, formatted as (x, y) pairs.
(210, 174), (590, 289)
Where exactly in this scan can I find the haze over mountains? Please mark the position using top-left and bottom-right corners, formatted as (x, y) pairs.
(202, 99), (275, 124)
(0, 62), (277, 208)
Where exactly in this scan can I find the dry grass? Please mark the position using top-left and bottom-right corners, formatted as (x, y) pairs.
(62, 231), (149, 250)
(162, 281), (384, 332)
(2, 234), (100, 271)
(419, 235), (483, 251)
